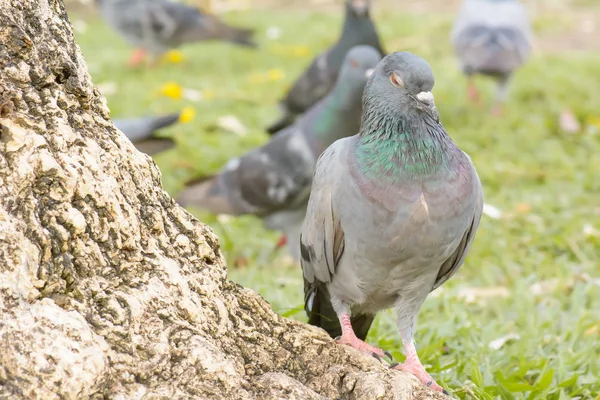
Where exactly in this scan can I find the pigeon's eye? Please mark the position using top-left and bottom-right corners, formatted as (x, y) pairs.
(390, 73), (404, 88)
(350, 59), (359, 68)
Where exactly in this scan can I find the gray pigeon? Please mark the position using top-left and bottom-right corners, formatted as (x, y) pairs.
(177, 46), (382, 260)
(265, 0), (386, 134)
(96, 0), (256, 66)
(452, 0), (532, 114)
(300, 52), (483, 393)
(115, 112), (180, 155)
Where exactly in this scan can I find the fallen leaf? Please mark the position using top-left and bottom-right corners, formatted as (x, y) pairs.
(515, 202), (532, 213)
(530, 278), (561, 295)
(483, 203), (502, 219)
(182, 88), (202, 102)
(217, 115), (248, 136)
(457, 286), (510, 304)
(583, 224), (598, 237)
(96, 81), (118, 96)
(489, 333), (520, 350)
(217, 214), (233, 224)
(72, 20), (88, 34)
(266, 26), (282, 40)
(559, 108), (580, 134)
(584, 325), (598, 337)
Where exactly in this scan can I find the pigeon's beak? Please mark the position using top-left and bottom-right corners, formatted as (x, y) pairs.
(350, 0), (369, 16)
(365, 68), (374, 78)
(416, 91), (439, 122)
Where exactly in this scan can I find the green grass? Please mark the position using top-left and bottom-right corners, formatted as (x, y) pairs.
(71, 4), (600, 399)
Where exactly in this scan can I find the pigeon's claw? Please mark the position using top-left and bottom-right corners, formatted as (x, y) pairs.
(467, 79), (480, 105)
(384, 350), (394, 362)
(335, 313), (385, 358)
(336, 334), (385, 358)
(392, 360), (445, 393)
(128, 49), (147, 68)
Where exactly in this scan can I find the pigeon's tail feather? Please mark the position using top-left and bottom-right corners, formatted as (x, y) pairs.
(182, 19), (257, 48)
(176, 175), (236, 215)
(265, 111), (296, 135)
(134, 138), (175, 156)
(304, 280), (374, 341)
(150, 112), (181, 132)
(225, 26), (257, 48)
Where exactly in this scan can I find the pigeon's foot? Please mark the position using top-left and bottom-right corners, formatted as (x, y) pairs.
(336, 313), (385, 358)
(128, 49), (147, 68)
(392, 339), (447, 394)
(275, 235), (287, 249)
(336, 334), (385, 358)
(491, 103), (504, 117)
(467, 81), (480, 105)
(392, 360), (445, 393)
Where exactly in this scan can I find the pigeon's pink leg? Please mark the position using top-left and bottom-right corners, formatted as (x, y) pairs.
(491, 103), (504, 117)
(336, 313), (385, 358)
(393, 339), (445, 393)
(128, 49), (147, 67)
(467, 78), (480, 105)
(275, 235), (287, 249)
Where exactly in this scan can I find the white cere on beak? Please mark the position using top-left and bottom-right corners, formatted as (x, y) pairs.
(416, 91), (435, 105)
(365, 68), (374, 78)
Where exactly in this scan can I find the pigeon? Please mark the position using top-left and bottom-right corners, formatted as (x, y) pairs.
(300, 52), (483, 393)
(115, 112), (181, 155)
(177, 46), (382, 260)
(452, 0), (532, 115)
(265, 0), (386, 135)
(96, 0), (256, 66)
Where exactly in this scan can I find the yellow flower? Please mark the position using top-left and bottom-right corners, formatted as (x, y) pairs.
(163, 50), (185, 64)
(160, 82), (183, 99)
(203, 89), (215, 101)
(266, 68), (284, 81)
(179, 107), (196, 124)
(291, 45), (309, 58)
(586, 116), (600, 128)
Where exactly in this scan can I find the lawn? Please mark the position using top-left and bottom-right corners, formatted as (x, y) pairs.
(70, 1), (600, 398)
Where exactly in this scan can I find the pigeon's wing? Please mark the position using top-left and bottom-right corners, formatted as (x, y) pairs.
(283, 52), (335, 114)
(300, 137), (375, 339)
(115, 113), (180, 142)
(432, 158), (484, 291)
(300, 139), (349, 286)
(132, 138), (175, 156)
(177, 128), (316, 216)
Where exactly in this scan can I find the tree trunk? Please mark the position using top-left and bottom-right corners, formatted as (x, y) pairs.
(0, 1), (444, 399)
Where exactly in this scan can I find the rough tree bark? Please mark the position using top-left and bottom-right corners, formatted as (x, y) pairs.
(0, 1), (446, 399)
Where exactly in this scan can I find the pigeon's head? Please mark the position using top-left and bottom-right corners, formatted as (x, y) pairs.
(364, 52), (439, 122)
(345, 0), (371, 17)
(336, 45), (382, 89)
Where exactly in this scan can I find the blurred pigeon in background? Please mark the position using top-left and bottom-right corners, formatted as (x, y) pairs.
(452, 0), (532, 115)
(265, 0), (386, 134)
(177, 46), (382, 260)
(300, 52), (483, 393)
(115, 112), (181, 155)
(96, 0), (256, 67)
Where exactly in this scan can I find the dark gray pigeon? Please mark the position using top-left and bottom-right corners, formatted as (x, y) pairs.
(265, 0), (386, 134)
(96, 0), (256, 66)
(177, 46), (382, 260)
(452, 0), (532, 114)
(115, 112), (180, 155)
(300, 52), (483, 393)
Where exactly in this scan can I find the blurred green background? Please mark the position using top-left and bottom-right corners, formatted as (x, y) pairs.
(68, 0), (600, 398)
